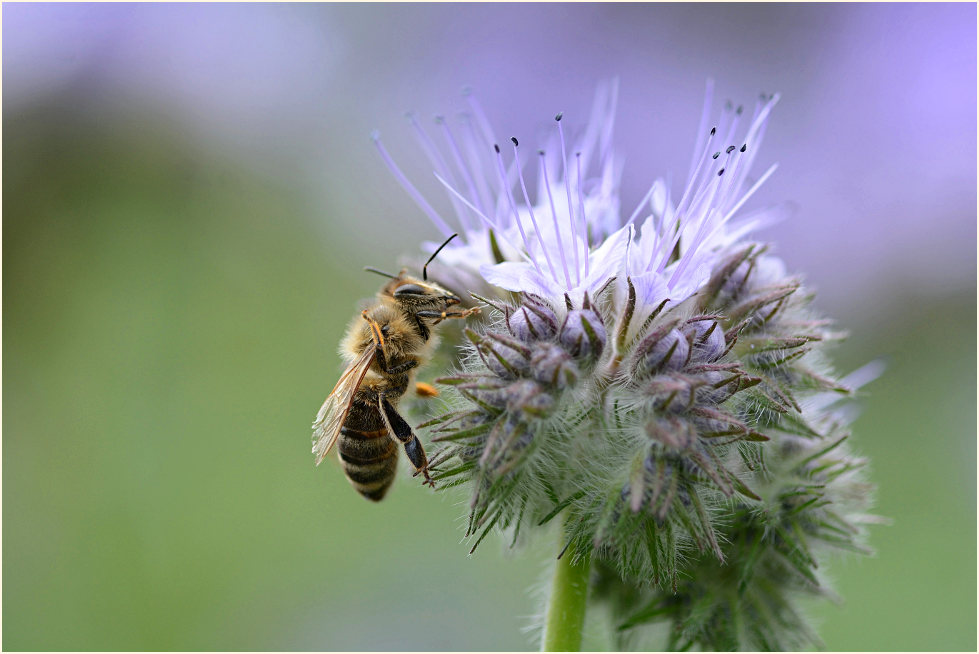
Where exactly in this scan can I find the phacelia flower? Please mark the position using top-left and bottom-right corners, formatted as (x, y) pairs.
(373, 81), (877, 651)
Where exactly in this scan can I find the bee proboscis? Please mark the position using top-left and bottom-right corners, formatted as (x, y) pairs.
(311, 234), (479, 501)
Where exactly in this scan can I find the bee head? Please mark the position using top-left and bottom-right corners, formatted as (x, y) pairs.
(367, 233), (462, 311)
(383, 275), (461, 308)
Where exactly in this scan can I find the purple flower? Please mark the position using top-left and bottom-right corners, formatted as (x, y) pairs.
(373, 81), (784, 319)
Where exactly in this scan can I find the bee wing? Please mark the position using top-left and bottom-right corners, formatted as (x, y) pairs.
(311, 346), (375, 466)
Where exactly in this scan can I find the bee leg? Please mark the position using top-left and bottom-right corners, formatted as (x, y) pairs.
(417, 307), (481, 324)
(362, 310), (385, 346)
(413, 316), (430, 341)
(382, 359), (419, 375)
(362, 313), (421, 376)
(378, 396), (434, 488)
(373, 343), (418, 375)
(368, 337), (420, 377)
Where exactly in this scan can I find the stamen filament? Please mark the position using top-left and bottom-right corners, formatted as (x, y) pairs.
(674, 126), (717, 219)
(495, 146), (545, 276)
(648, 176), (673, 272)
(720, 163), (778, 225)
(539, 151), (573, 289)
(625, 182), (659, 228)
(556, 116), (581, 286)
(575, 152), (591, 278)
(408, 113), (470, 232)
(433, 171), (534, 267)
(436, 116), (483, 233)
(460, 113), (495, 219)
(511, 139), (559, 281)
(688, 79), (714, 182)
(372, 132), (453, 237)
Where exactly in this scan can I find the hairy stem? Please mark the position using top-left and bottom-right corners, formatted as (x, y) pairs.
(542, 521), (591, 652)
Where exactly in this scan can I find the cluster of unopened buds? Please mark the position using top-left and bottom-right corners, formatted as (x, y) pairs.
(374, 82), (877, 650)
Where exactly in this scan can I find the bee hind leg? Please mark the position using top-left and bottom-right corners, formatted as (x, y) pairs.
(378, 396), (435, 488)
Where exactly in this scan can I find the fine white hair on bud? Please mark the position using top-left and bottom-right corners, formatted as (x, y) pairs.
(380, 81), (878, 651)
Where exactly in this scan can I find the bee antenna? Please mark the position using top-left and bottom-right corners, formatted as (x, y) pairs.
(423, 233), (458, 281)
(364, 266), (398, 279)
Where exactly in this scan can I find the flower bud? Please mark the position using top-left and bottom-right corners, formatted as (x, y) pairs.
(504, 379), (554, 419)
(683, 318), (726, 363)
(529, 342), (579, 388)
(507, 303), (558, 341)
(646, 415), (697, 451)
(559, 308), (606, 361)
(722, 259), (754, 300)
(474, 332), (532, 379)
(635, 327), (689, 376)
(458, 378), (511, 412)
(752, 255), (788, 287)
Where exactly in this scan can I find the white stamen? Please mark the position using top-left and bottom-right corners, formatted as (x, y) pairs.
(512, 139), (558, 281)
(556, 116), (581, 286)
(624, 182), (658, 228)
(495, 147), (544, 276)
(600, 79), (619, 169)
(648, 175), (673, 271)
(674, 126), (717, 219)
(658, 169), (724, 275)
(575, 152), (591, 278)
(408, 113), (470, 233)
(436, 116), (483, 233)
(460, 113), (495, 218)
(433, 171), (534, 267)
(688, 79), (714, 182)
(539, 152), (573, 289)
(372, 132), (453, 237)
(720, 163), (779, 225)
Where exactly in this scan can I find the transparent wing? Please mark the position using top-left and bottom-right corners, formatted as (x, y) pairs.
(311, 346), (375, 465)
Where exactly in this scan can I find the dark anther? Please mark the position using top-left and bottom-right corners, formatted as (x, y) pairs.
(726, 145), (736, 154)
(511, 137), (519, 146)
(740, 144), (747, 152)
(555, 112), (564, 122)
(494, 144), (501, 153)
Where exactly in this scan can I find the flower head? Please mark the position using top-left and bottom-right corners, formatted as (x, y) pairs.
(373, 82), (877, 651)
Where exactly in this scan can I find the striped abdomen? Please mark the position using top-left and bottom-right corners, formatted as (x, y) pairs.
(338, 392), (398, 501)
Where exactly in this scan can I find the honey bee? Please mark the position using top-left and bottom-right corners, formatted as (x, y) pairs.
(312, 234), (479, 501)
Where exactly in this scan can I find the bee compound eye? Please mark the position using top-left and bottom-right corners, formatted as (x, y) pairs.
(393, 283), (427, 297)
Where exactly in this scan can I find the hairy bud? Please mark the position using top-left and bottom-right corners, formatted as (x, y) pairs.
(634, 326), (690, 375)
(507, 302), (558, 341)
(682, 317), (726, 363)
(530, 342), (579, 388)
(559, 308), (606, 361)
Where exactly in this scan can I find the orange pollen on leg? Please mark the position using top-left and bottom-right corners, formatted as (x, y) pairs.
(415, 382), (439, 398)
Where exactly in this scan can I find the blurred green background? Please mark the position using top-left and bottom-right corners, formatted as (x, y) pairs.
(4, 4), (975, 651)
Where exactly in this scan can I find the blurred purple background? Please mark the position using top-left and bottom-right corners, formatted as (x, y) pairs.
(5, 3), (975, 314)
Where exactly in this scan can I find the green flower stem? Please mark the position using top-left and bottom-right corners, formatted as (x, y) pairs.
(542, 523), (591, 652)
